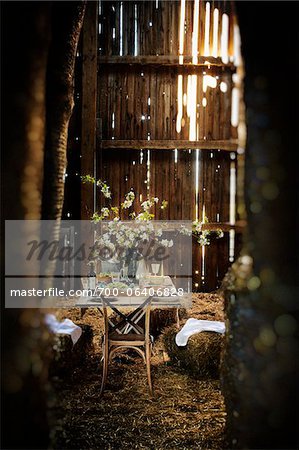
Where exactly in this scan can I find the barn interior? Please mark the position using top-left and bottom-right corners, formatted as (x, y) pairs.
(1, 1), (298, 449)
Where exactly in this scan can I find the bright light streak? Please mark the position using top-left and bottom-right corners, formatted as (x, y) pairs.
(204, 2), (210, 56)
(134, 4), (138, 56)
(212, 8), (219, 57)
(229, 161), (236, 224)
(229, 230), (235, 262)
(179, 0), (186, 62)
(231, 87), (239, 127)
(189, 76), (198, 141)
(176, 75), (183, 133)
(195, 149), (199, 220)
(202, 242), (205, 278)
(147, 150), (151, 192)
(192, 0), (199, 64)
(120, 2), (123, 56)
(233, 24), (242, 66)
(202, 203), (206, 221)
(187, 75), (192, 117)
(221, 13), (229, 64)
(187, 75), (198, 140)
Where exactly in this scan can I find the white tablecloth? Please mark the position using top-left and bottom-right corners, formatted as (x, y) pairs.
(175, 318), (225, 346)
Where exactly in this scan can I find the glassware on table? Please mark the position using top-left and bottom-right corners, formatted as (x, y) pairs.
(81, 277), (89, 289)
(120, 266), (128, 280)
(111, 272), (120, 282)
(151, 263), (160, 276)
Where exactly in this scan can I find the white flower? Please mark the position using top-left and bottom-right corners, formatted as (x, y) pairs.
(160, 239), (173, 248)
(101, 207), (110, 217)
(126, 191), (135, 201)
(192, 220), (202, 233)
(179, 225), (191, 236)
(123, 200), (133, 209)
(198, 232), (210, 246)
(97, 180), (111, 198)
(153, 197), (159, 203)
(141, 201), (150, 211)
(128, 232), (135, 242)
(102, 233), (110, 242)
(101, 187), (111, 198)
(117, 236), (125, 245)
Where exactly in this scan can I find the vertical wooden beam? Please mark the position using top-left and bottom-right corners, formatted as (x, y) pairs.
(81, 1), (98, 219)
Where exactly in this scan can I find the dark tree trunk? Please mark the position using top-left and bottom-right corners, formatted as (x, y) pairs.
(42, 1), (86, 220)
(2, 3), (51, 449)
(2, 2), (86, 448)
(222, 3), (299, 449)
(40, 1), (86, 289)
(2, 2), (50, 219)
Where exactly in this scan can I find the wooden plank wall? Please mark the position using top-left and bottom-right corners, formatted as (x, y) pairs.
(99, 147), (234, 291)
(95, 0), (242, 292)
(98, 66), (234, 141)
(62, 39), (82, 220)
(98, 0), (234, 58)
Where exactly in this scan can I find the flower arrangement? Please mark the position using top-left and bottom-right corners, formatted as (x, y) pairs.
(81, 176), (173, 265)
(81, 175), (223, 247)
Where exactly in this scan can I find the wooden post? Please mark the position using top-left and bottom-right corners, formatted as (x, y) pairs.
(81, 1), (98, 219)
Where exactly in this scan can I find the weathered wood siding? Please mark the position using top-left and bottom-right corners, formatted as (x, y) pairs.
(94, 0), (243, 291)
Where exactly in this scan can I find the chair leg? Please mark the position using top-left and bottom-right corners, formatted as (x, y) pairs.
(176, 308), (180, 329)
(100, 340), (109, 397)
(145, 341), (153, 396)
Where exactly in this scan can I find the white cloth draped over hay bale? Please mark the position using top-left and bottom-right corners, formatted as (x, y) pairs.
(175, 318), (225, 346)
(45, 314), (83, 345)
(45, 314), (94, 377)
(162, 320), (225, 378)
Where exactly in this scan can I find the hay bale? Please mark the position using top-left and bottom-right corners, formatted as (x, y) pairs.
(162, 325), (223, 378)
(49, 324), (93, 377)
(150, 308), (188, 337)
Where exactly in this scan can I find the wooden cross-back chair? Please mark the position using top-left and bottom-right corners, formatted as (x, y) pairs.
(99, 296), (153, 397)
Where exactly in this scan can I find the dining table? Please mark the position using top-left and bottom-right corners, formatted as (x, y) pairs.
(75, 275), (191, 395)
